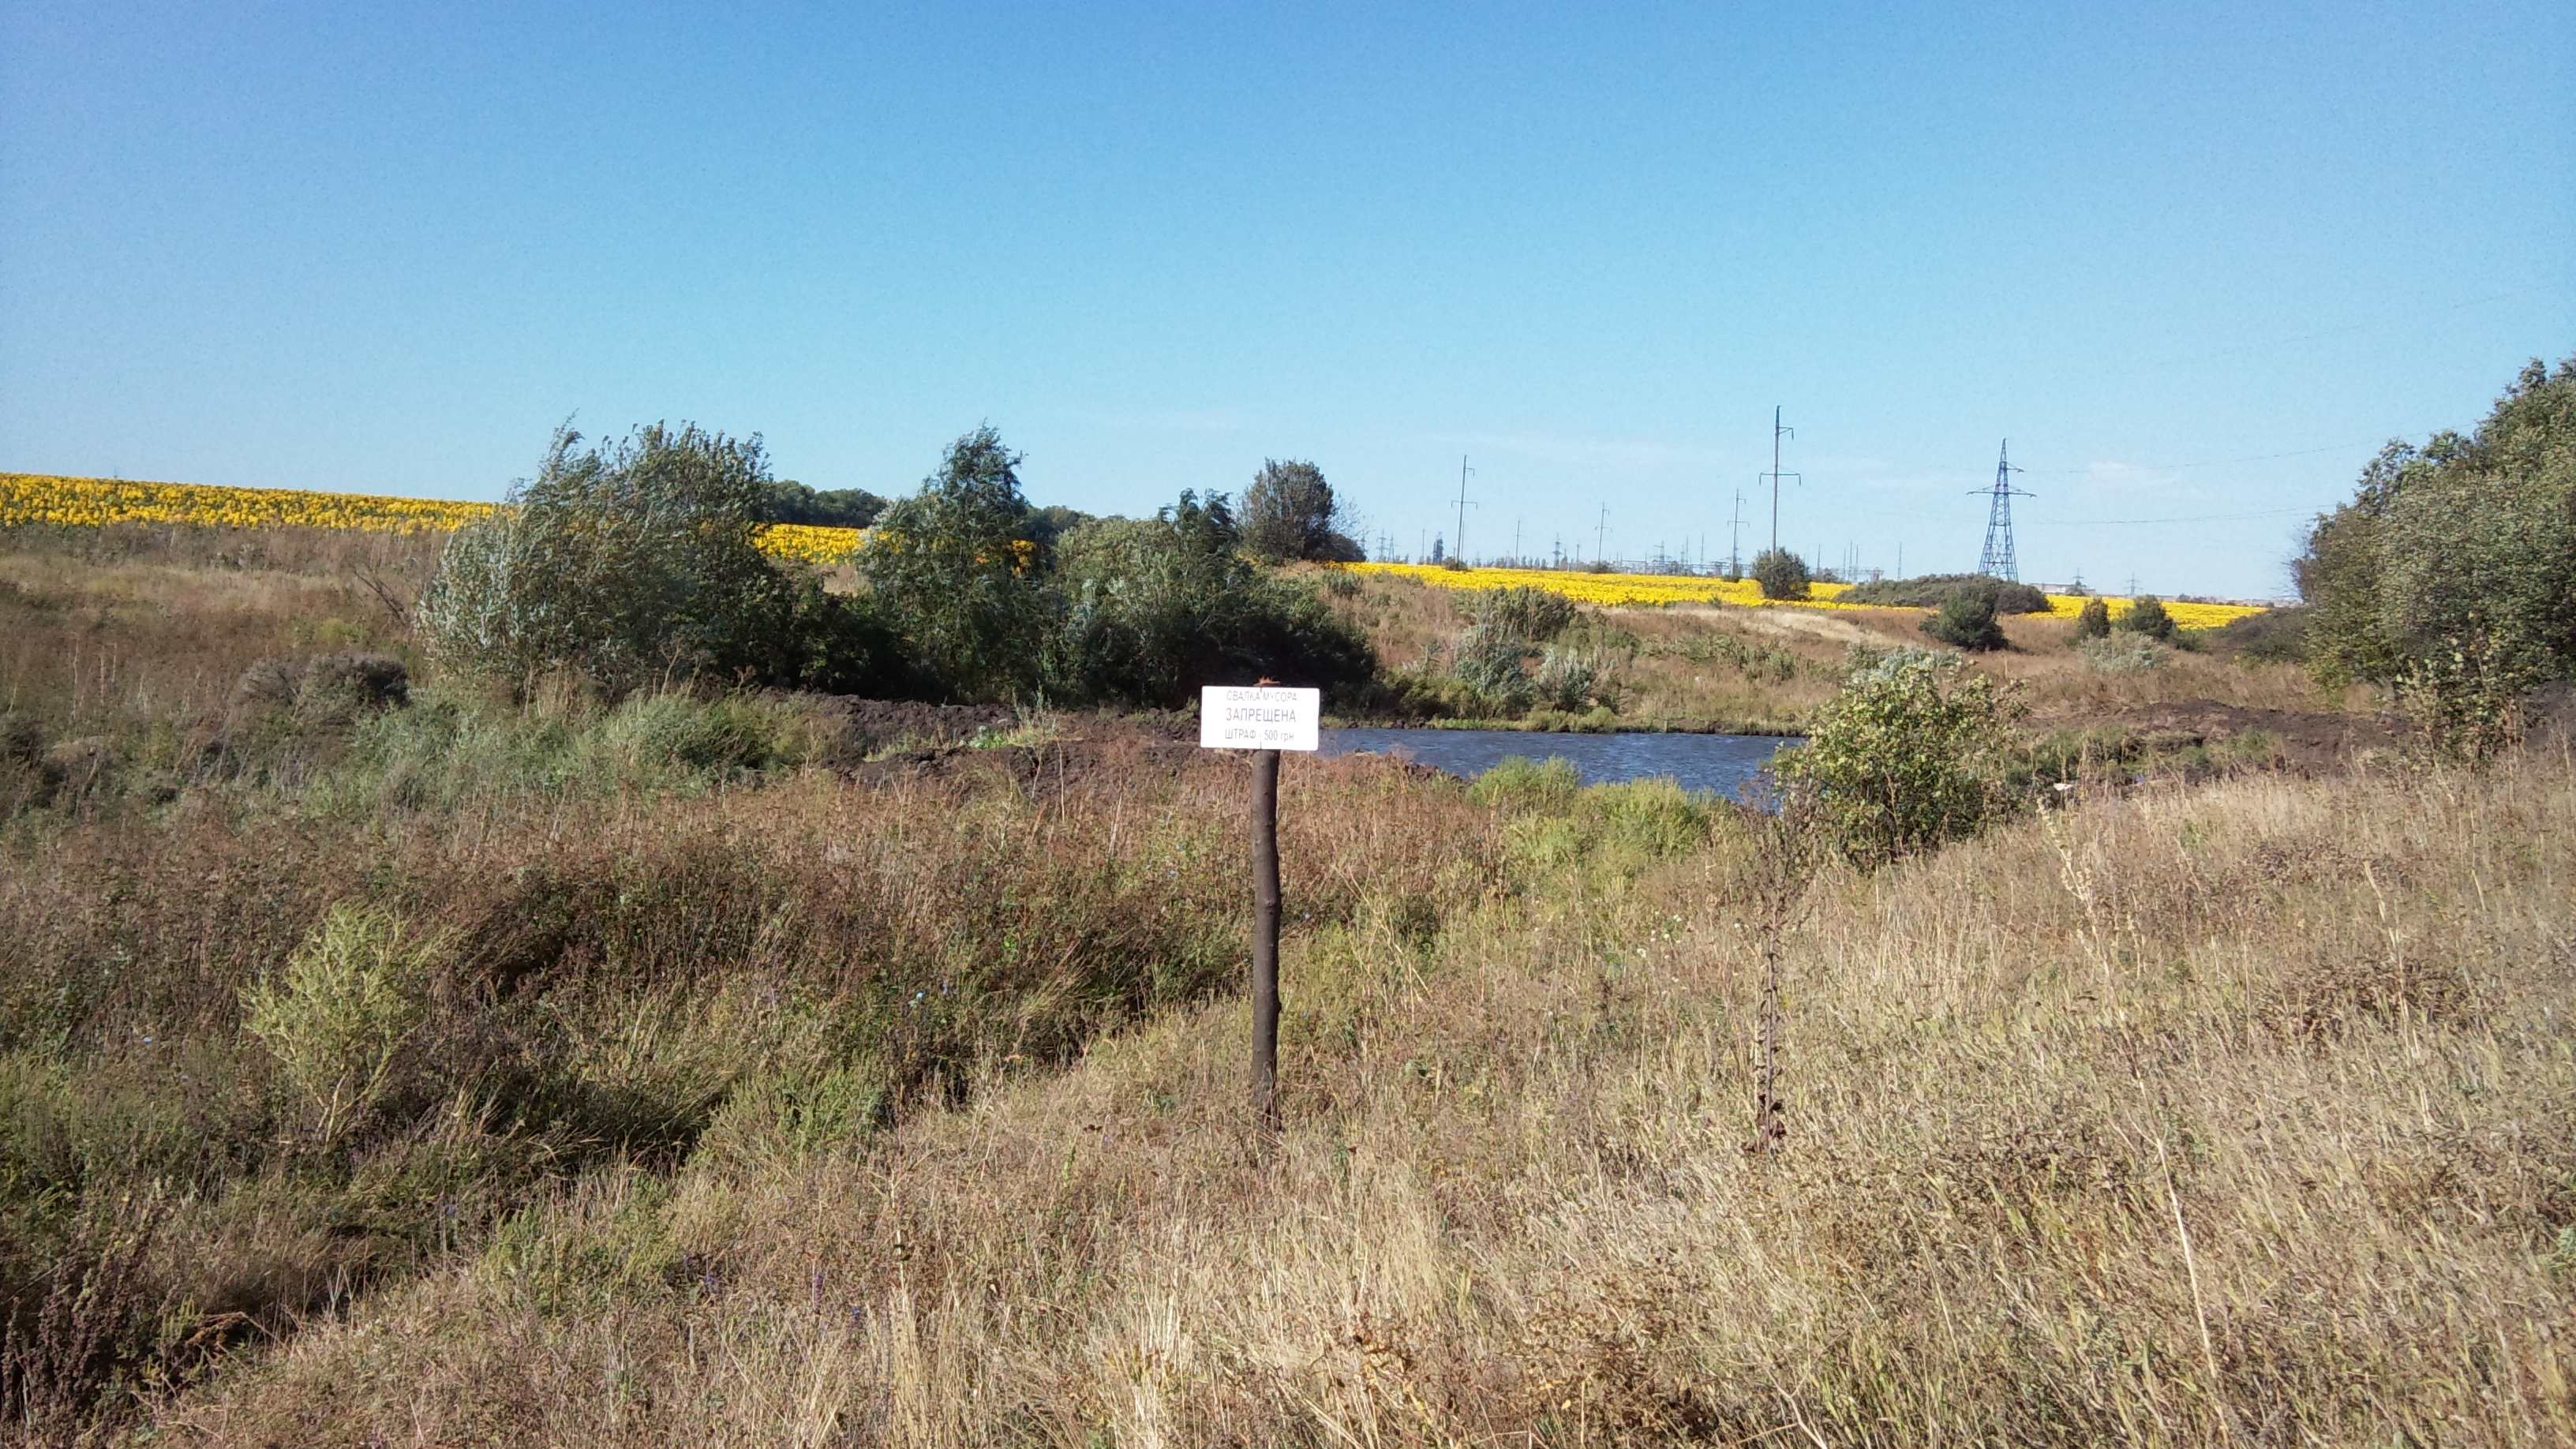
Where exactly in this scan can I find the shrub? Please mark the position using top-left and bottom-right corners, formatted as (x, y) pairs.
(2297, 355), (2576, 725)
(2073, 597), (2112, 640)
(1920, 583), (2008, 650)
(1839, 574), (2050, 614)
(1238, 460), (1364, 564)
(2076, 633), (2167, 672)
(2202, 604), (2308, 663)
(1771, 647), (2024, 866)
(756, 480), (885, 529)
(419, 424), (873, 696)
(1464, 586), (1576, 643)
(862, 428), (1053, 702)
(1046, 493), (1374, 706)
(242, 904), (444, 1146)
(2116, 596), (2178, 642)
(1750, 549), (1810, 601)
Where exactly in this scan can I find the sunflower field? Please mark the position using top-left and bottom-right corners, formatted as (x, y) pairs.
(1, 472), (867, 566)
(1345, 560), (2264, 627)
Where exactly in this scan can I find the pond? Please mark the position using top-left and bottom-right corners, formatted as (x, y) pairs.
(1319, 727), (1799, 801)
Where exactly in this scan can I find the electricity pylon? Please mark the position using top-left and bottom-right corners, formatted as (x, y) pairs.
(1975, 440), (2035, 582)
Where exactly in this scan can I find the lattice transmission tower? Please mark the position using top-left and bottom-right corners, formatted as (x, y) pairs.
(1975, 440), (2035, 581)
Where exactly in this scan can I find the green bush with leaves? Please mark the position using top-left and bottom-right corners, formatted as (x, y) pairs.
(1046, 492), (1372, 706)
(242, 904), (444, 1146)
(1750, 548), (1811, 601)
(1920, 582), (2007, 650)
(2116, 595), (2177, 642)
(862, 427), (1054, 702)
(2297, 356), (2575, 757)
(2073, 597), (2112, 640)
(1772, 647), (2025, 866)
(420, 424), (900, 696)
(1840, 574), (2050, 614)
(1238, 459), (1364, 563)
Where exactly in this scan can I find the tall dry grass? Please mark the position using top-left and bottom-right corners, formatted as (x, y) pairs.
(167, 750), (2576, 1446)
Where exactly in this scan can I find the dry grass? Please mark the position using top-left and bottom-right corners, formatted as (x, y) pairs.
(0, 524), (436, 752)
(1324, 571), (2351, 732)
(165, 750), (2576, 1447)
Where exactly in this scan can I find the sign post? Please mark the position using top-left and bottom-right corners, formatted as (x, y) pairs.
(1200, 684), (1320, 1129)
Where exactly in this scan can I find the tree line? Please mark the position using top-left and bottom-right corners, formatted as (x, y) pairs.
(417, 424), (1373, 707)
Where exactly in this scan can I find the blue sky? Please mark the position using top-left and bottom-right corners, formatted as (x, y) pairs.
(4, 2), (2568, 598)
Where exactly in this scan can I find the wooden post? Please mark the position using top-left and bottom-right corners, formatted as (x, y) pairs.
(1249, 747), (1282, 1130)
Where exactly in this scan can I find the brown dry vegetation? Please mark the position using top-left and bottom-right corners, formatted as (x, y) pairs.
(1319, 571), (2353, 738)
(155, 744), (2576, 1447)
(7, 528), (2568, 1446)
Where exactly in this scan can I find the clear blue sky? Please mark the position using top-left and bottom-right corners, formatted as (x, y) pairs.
(5, 2), (2569, 597)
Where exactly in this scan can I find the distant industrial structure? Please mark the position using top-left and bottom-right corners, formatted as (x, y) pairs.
(1975, 440), (2034, 582)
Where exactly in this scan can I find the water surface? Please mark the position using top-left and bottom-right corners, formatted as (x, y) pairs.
(1320, 727), (1796, 801)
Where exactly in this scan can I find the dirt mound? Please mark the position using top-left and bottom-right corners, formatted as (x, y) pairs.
(802, 696), (1017, 749)
(2063, 702), (2398, 773)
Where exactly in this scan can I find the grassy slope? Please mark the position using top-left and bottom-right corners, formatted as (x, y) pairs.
(1323, 568), (2349, 732)
(173, 747), (2576, 1446)
(8, 527), (2567, 1444)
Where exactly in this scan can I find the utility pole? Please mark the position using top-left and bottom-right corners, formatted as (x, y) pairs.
(1454, 456), (1475, 565)
(1596, 505), (1609, 567)
(1761, 407), (1800, 559)
(1975, 440), (2034, 582)
(1728, 491), (1745, 578)
(1512, 518), (1522, 565)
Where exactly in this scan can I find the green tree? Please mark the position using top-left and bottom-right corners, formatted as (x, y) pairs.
(2116, 596), (2177, 642)
(1920, 582), (2007, 650)
(1771, 648), (2024, 866)
(1750, 549), (1811, 601)
(420, 423), (858, 695)
(757, 479), (886, 528)
(2072, 597), (2112, 640)
(1046, 491), (1373, 706)
(862, 428), (1054, 702)
(1238, 460), (1364, 563)
(2297, 356), (2576, 753)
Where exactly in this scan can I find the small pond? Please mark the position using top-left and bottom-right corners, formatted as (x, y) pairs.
(1319, 728), (1799, 801)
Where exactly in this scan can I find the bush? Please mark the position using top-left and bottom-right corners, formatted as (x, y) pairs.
(1920, 583), (2007, 650)
(1750, 549), (1810, 601)
(2073, 598), (2112, 640)
(2296, 355), (2576, 745)
(2201, 604), (2308, 663)
(1771, 647), (2024, 866)
(419, 424), (868, 695)
(2076, 633), (2167, 672)
(1839, 574), (2051, 614)
(756, 480), (885, 529)
(862, 428), (1054, 702)
(1238, 460), (1364, 564)
(1046, 492), (1374, 707)
(242, 904), (444, 1146)
(1464, 586), (1576, 644)
(2116, 596), (2177, 642)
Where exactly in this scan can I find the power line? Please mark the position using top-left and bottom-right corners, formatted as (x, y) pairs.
(1975, 440), (2035, 582)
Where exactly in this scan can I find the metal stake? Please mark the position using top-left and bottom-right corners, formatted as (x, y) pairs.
(1249, 747), (1282, 1130)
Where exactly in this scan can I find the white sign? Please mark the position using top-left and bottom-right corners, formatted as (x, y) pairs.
(1199, 686), (1320, 752)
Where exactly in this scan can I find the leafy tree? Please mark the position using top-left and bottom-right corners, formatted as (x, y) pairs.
(861, 427), (1053, 702)
(1771, 648), (2025, 866)
(1920, 582), (2007, 650)
(758, 480), (886, 529)
(2296, 356), (2576, 757)
(421, 423), (889, 695)
(1750, 549), (1811, 601)
(2115, 596), (2177, 642)
(1840, 574), (2050, 614)
(1046, 491), (1372, 706)
(1239, 459), (1364, 563)
(2073, 597), (2112, 640)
